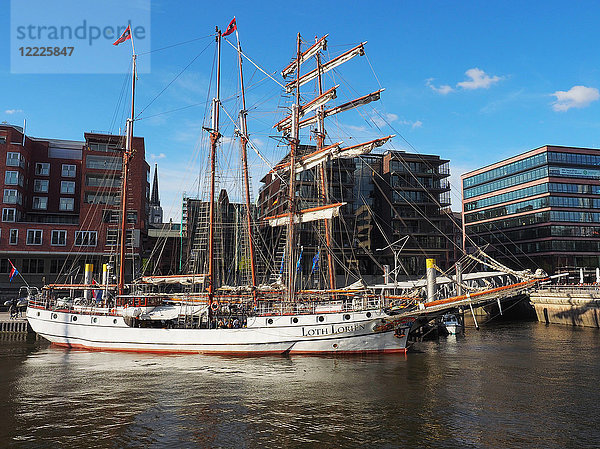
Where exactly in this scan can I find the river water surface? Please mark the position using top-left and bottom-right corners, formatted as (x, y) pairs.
(0, 321), (598, 448)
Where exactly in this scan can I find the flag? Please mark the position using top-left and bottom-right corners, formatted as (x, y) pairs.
(311, 251), (320, 274)
(296, 246), (304, 273)
(8, 260), (18, 282)
(113, 25), (132, 46)
(223, 17), (237, 36)
(91, 279), (103, 302)
(279, 248), (285, 275)
(273, 197), (279, 205)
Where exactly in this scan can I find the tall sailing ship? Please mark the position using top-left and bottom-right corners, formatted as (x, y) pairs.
(26, 23), (417, 354)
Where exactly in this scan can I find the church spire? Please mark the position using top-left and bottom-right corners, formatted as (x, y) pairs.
(151, 163), (160, 206)
(149, 163), (163, 224)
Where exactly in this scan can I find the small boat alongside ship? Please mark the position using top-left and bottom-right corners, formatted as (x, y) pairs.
(441, 313), (462, 335)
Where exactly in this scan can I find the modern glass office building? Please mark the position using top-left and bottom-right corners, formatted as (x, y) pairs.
(462, 145), (600, 273)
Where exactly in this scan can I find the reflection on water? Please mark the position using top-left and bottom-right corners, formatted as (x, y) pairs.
(1, 322), (599, 448)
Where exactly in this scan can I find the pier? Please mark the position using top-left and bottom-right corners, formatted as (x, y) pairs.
(0, 312), (32, 334)
(530, 286), (600, 328)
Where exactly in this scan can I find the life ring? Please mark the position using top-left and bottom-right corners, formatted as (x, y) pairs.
(210, 301), (219, 312)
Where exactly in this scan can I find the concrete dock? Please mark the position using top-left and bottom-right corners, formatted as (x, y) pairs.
(530, 286), (600, 328)
(0, 311), (31, 333)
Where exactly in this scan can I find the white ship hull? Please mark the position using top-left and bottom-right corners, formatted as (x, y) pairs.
(27, 306), (413, 355)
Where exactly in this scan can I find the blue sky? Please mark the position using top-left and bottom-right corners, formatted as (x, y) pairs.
(3, 0), (600, 221)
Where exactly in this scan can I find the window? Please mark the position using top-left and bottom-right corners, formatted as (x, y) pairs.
(34, 179), (49, 193)
(6, 152), (24, 167)
(51, 230), (67, 246)
(0, 136), (6, 145)
(26, 229), (43, 245)
(84, 191), (119, 205)
(3, 189), (22, 205)
(35, 162), (50, 175)
(9, 229), (18, 245)
(32, 197), (48, 210)
(75, 231), (97, 246)
(0, 259), (10, 273)
(59, 197), (74, 211)
(22, 259), (44, 274)
(60, 181), (75, 194)
(4, 188), (17, 202)
(86, 155), (122, 170)
(86, 174), (120, 188)
(50, 259), (62, 274)
(88, 142), (121, 152)
(4, 171), (22, 186)
(62, 164), (76, 177)
(2, 208), (16, 222)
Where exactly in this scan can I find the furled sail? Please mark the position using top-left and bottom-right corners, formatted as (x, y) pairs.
(281, 34), (328, 78)
(274, 85), (338, 132)
(285, 42), (366, 93)
(265, 202), (346, 227)
(140, 274), (207, 285)
(273, 136), (394, 174)
(277, 89), (384, 134)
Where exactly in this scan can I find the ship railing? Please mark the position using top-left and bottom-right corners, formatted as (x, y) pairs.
(254, 293), (385, 316)
(27, 296), (119, 316)
(535, 285), (600, 294)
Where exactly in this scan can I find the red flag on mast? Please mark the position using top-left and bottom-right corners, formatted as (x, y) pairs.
(223, 17), (237, 36)
(113, 25), (132, 46)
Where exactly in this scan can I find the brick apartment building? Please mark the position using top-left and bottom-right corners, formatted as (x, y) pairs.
(0, 124), (150, 298)
(256, 148), (454, 284)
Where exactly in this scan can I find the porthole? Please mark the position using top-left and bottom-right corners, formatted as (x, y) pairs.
(332, 343), (338, 349)
(292, 317), (298, 324)
(92, 317), (98, 324)
(37, 311), (40, 317)
(267, 318), (273, 325)
(317, 315), (324, 323)
(344, 314), (350, 321)
(52, 313), (58, 319)
(366, 312), (372, 318)
(113, 319), (118, 324)
(72, 316), (77, 322)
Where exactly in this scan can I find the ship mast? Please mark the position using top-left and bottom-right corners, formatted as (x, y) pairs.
(118, 52), (136, 296)
(208, 28), (222, 306)
(234, 27), (258, 305)
(314, 39), (336, 290)
(269, 35), (392, 294)
(286, 33), (302, 301)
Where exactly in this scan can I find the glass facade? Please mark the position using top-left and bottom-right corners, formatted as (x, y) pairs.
(463, 152), (547, 189)
(463, 146), (600, 272)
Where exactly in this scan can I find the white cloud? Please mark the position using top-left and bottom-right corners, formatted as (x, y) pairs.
(426, 78), (454, 95)
(551, 85), (600, 112)
(398, 119), (423, 129)
(371, 112), (398, 127)
(5, 109), (23, 115)
(151, 153), (166, 159)
(457, 68), (502, 90)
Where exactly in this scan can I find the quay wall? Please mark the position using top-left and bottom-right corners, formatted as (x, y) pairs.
(530, 287), (600, 328)
(0, 312), (32, 334)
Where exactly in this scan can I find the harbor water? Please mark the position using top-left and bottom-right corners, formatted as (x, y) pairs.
(0, 321), (598, 448)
